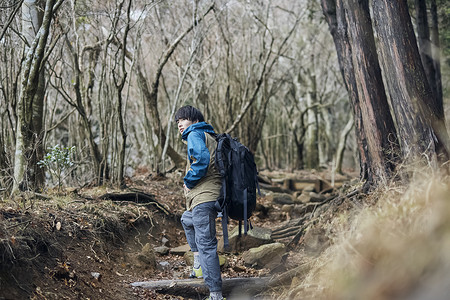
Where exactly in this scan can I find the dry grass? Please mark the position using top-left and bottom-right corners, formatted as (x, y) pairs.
(280, 166), (450, 299)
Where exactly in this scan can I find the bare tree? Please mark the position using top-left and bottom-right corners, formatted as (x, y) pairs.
(135, 3), (214, 172)
(12, 0), (63, 193)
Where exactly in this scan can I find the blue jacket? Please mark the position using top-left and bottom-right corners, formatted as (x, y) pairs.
(181, 122), (216, 189)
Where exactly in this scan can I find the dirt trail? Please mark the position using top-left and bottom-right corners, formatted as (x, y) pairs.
(0, 170), (355, 299)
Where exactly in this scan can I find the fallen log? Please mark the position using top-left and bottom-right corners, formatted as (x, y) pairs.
(131, 277), (270, 298)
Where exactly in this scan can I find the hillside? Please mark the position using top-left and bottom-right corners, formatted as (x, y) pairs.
(1, 167), (449, 299)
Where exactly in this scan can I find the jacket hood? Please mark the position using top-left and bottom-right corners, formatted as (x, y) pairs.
(181, 121), (215, 141)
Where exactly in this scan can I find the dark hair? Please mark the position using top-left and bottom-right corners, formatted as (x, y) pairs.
(174, 105), (205, 123)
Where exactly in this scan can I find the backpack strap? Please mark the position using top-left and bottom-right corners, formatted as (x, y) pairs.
(243, 187), (248, 235)
(222, 204), (230, 252)
(256, 177), (261, 196)
(215, 134), (228, 178)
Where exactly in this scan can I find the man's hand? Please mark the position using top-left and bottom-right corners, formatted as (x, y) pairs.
(183, 184), (191, 193)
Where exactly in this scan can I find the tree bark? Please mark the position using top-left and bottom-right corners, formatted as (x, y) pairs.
(321, 0), (368, 181)
(429, 0), (443, 109)
(343, 0), (399, 182)
(304, 68), (319, 170)
(321, 0), (399, 186)
(112, 0), (132, 188)
(372, 0), (450, 162)
(13, 0), (54, 193)
(415, 0), (439, 106)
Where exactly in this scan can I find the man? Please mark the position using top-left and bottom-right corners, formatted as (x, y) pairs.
(175, 105), (224, 300)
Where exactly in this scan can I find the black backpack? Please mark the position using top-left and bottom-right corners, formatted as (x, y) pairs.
(211, 133), (260, 251)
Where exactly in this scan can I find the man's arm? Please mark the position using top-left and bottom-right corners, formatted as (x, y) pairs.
(184, 131), (210, 189)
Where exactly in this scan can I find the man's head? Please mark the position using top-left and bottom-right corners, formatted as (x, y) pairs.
(175, 106), (205, 135)
(174, 105), (205, 123)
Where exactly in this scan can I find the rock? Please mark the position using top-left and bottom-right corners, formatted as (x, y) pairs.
(170, 244), (191, 255)
(281, 204), (293, 213)
(91, 272), (101, 280)
(154, 245), (170, 255)
(271, 192), (294, 205)
(296, 193), (311, 204)
(293, 191), (302, 199)
(158, 261), (170, 270)
(161, 237), (169, 246)
(137, 243), (156, 268)
(242, 243), (286, 269)
(218, 226), (273, 253)
(55, 221), (61, 231)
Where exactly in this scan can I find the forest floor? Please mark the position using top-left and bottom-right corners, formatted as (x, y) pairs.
(0, 168), (358, 300)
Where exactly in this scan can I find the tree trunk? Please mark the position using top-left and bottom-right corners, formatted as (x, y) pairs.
(135, 65), (185, 171)
(293, 135), (305, 170)
(13, 0), (54, 193)
(136, 5), (214, 171)
(303, 68), (320, 170)
(343, 0), (399, 183)
(415, 0), (439, 105)
(372, 0), (450, 162)
(321, 0), (398, 186)
(321, 0), (368, 181)
(113, 0), (132, 188)
(429, 0), (443, 109)
(335, 113), (354, 174)
(64, 36), (107, 185)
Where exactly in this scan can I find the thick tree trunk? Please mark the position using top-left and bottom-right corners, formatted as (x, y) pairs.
(321, 0), (369, 181)
(372, 0), (450, 162)
(13, 0), (54, 193)
(343, 0), (399, 182)
(321, 0), (398, 186)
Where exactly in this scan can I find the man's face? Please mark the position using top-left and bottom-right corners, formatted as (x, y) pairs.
(177, 119), (196, 135)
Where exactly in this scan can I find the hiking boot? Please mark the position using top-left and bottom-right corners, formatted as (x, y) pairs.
(189, 265), (203, 278)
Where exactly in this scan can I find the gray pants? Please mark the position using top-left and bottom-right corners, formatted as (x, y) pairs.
(181, 201), (222, 292)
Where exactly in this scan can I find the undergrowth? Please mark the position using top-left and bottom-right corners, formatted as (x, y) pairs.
(279, 166), (450, 299)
